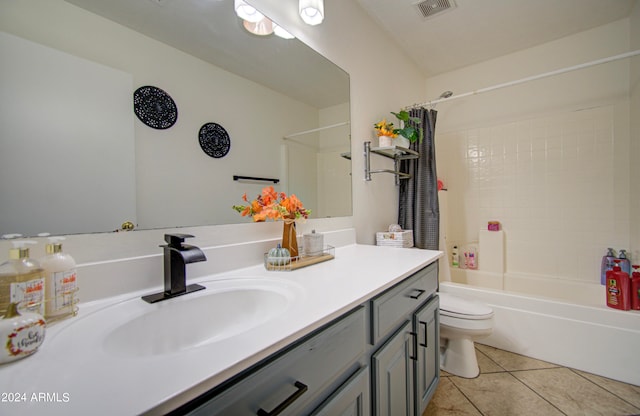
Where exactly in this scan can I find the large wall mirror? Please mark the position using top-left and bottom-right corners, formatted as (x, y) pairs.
(0, 0), (351, 237)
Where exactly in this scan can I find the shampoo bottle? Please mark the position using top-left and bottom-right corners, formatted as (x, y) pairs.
(600, 248), (616, 285)
(618, 250), (631, 275)
(451, 246), (459, 268)
(631, 264), (640, 311)
(606, 259), (630, 310)
(0, 241), (45, 316)
(39, 237), (77, 321)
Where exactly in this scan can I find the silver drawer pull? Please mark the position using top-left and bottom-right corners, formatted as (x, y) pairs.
(257, 381), (308, 416)
(409, 289), (426, 299)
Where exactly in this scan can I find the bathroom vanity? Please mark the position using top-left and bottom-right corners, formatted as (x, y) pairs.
(0, 245), (441, 416)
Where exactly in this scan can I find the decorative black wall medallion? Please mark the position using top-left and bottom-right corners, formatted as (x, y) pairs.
(133, 86), (178, 129)
(199, 122), (231, 158)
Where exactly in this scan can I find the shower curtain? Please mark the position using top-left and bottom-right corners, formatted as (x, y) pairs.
(398, 108), (439, 250)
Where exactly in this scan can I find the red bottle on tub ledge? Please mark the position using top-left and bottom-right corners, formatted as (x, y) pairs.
(631, 265), (640, 311)
(606, 260), (630, 310)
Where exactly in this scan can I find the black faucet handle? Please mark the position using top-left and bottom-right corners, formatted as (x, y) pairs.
(164, 233), (195, 247)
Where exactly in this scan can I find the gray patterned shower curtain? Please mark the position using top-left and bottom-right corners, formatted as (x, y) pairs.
(398, 108), (439, 250)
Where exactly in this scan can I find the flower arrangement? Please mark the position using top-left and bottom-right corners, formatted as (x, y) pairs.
(373, 119), (398, 138)
(233, 186), (310, 222)
(373, 110), (423, 143)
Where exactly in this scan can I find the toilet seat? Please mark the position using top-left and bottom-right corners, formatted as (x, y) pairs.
(438, 292), (494, 320)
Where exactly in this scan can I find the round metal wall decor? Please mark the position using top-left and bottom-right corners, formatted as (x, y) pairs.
(199, 122), (231, 158)
(133, 86), (178, 129)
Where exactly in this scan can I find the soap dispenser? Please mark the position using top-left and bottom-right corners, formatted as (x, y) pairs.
(600, 248), (616, 285)
(0, 241), (45, 316)
(39, 237), (77, 321)
(618, 250), (631, 275)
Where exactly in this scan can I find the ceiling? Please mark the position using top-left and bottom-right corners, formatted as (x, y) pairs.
(355, 0), (637, 76)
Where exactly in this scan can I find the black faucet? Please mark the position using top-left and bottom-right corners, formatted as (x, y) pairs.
(142, 234), (207, 303)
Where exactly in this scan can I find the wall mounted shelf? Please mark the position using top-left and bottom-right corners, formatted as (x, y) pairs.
(364, 141), (419, 185)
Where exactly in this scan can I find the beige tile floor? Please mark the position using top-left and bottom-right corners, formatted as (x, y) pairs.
(424, 344), (640, 416)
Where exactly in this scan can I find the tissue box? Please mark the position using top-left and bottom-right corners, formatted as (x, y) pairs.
(376, 230), (414, 248)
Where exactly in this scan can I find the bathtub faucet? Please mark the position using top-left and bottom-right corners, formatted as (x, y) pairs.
(142, 233), (207, 303)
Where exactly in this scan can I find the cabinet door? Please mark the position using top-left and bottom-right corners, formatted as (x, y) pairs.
(414, 296), (439, 415)
(372, 321), (415, 416)
(311, 367), (370, 416)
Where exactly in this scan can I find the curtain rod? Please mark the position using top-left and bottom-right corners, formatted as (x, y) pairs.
(405, 49), (640, 110)
(283, 121), (349, 139)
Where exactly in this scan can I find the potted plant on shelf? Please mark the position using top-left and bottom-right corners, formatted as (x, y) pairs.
(373, 110), (422, 148)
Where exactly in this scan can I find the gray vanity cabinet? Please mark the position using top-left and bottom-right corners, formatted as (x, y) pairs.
(370, 262), (439, 416)
(186, 307), (366, 416)
(179, 262), (439, 416)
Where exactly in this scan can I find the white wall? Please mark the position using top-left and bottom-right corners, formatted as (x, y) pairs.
(631, 2), (640, 263)
(429, 18), (635, 287)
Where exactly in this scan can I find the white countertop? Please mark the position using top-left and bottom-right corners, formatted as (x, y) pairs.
(0, 244), (441, 415)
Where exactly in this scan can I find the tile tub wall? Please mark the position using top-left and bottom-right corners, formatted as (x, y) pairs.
(437, 105), (631, 285)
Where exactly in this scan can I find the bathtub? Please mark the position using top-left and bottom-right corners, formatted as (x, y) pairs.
(439, 268), (640, 386)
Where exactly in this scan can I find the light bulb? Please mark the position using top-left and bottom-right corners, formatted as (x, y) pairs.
(235, 0), (264, 23)
(299, 0), (324, 26)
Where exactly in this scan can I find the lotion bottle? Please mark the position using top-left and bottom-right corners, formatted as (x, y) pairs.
(0, 241), (45, 316)
(618, 250), (631, 275)
(631, 264), (640, 311)
(600, 248), (616, 285)
(39, 237), (77, 321)
(606, 259), (630, 310)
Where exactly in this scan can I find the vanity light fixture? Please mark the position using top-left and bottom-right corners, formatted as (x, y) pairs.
(273, 24), (295, 39)
(299, 0), (324, 26)
(234, 0), (264, 23)
(243, 17), (274, 36)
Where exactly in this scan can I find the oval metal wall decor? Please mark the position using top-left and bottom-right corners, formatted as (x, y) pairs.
(133, 86), (178, 129)
(199, 122), (230, 158)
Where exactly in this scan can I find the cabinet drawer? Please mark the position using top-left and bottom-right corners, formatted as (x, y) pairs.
(188, 306), (366, 416)
(370, 263), (437, 345)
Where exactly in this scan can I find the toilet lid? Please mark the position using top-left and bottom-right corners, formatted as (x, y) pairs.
(438, 292), (494, 320)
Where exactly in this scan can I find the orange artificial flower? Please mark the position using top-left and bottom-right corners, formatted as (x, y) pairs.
(232, 186), (311, 222)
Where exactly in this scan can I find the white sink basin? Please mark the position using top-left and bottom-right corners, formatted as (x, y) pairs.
(54, 278), (303, 358)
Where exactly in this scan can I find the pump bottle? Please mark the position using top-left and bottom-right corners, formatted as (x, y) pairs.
(631, 265), (640, 311)
(0, 241), (45, 315)
(606, 259), (630, 310)
(39, 237), (77, 321)
(600, 248), (616, 285)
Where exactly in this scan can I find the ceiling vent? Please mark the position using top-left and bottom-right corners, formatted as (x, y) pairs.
(413, 0), (456, 20)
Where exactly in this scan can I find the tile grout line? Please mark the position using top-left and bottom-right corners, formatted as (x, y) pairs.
(505, 369), (569, 416)
(568, 368), (640, 412)
(447, 376), (488, 416)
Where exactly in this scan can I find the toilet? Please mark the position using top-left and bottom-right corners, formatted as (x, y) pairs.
(438, 292), (494, 378)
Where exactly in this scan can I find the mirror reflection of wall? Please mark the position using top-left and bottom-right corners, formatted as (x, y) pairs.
(0, 0), (351, 237)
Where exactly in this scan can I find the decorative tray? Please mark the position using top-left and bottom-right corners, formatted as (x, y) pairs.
(264, 245), (335, 271)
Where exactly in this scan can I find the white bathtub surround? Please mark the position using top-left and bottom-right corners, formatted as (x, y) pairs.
(478, 230), (504, 274)
(437, 105), (630, 289)
(440, 281), (640, 386)
(0, 244), (442, 415)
